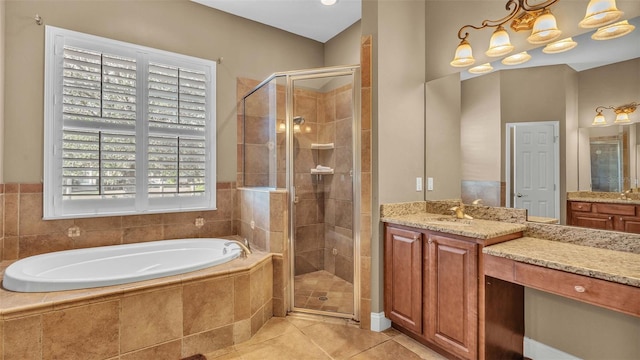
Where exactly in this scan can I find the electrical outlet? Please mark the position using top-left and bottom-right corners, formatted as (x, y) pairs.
(67, 226), (81, 238)
(416, 177), (423, 191)
(427, 177), (434, 191)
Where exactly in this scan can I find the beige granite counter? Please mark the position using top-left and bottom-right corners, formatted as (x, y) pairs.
(568, 191), (640, 205)
(527, 216), (559, 224)
(381, 212), (526, 240)
(483, 237), (640, 288)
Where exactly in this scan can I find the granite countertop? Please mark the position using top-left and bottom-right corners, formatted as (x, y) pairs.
(483, 237), (640, 288)
(381, 212), (526, 240)
(527, 216), (559, 224)
(568, 197), (640, 205)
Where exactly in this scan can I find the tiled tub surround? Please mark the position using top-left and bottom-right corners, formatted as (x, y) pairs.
(0, 250), (279, 359)
(1, 183), (237, 261)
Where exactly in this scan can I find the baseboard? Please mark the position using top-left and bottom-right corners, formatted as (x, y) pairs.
(524, 337), (582, 360)
(370, 312), (391, 332)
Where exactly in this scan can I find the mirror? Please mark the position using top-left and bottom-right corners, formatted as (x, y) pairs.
(436, 15), (640, 227)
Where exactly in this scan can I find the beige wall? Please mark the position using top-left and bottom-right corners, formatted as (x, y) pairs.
(461, 72), (501, 182)
(425, 73), (461, 200)
(3, 0), (324, 183)
(324, 21), (361, 67)
(364, 0), (426, 314)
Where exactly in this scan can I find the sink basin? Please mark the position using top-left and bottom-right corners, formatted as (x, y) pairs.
(425, 217), (473, 226)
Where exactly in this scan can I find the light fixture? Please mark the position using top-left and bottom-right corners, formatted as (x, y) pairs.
(450, 39), (475, 67)
(469, 63), (494, 74)
(592, 20), (636, 40)
(543, 37), (577, 54)
(591, 102), (639, 126)
(579, 0), (623, 28)
(502, 51), (531, 66)
(320, 0), (337, 6)
(450, 0), (561, 68)
(485, 26), (514, 57)
(527, 9), (562, 44)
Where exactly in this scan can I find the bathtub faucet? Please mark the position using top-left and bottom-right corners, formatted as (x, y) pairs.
(224, 239), (252, 258)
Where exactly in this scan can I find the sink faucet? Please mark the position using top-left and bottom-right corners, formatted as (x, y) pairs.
(224, 239), (252, 258)
(450, 204), (473, 220)
(471, 199), (483, 205)
(620, 189), (632, 200)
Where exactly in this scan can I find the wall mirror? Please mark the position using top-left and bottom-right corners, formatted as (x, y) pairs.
(427, 8), (640, 228)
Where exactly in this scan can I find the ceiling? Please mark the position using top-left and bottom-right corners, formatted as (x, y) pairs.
(191, 0), (639, 79)
(191, 0), (362, 43)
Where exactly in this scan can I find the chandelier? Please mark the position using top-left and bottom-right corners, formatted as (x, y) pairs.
(450, 0), (630, 69)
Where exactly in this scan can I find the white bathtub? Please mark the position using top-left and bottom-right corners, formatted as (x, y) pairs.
(2, 238), (243, 292)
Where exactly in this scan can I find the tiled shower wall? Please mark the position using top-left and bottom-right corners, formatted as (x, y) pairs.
(0, 182), (236, 260)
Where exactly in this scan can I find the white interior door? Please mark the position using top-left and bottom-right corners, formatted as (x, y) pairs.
(513, 122), (558, 218)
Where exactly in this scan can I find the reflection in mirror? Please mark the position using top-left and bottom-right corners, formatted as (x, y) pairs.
(588, 125), (635, 192)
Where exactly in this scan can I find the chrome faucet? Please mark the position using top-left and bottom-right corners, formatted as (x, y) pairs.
(224, 239), (252, 258)
(471, 198), (483, 205)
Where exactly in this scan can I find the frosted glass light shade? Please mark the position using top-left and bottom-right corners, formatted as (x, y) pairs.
(615, 112), (630, 124)
(502, 51), (531, 66)
(450, 39), (475, 67)
(485, 26), (514, 57)
(543, 37), (578, 54)
(468, 63), (494, 74)
(592, 111), (607, 126)
(528, 10), (562, 44)
(579, 0), (623, 28)
(592, 20), (635, 40)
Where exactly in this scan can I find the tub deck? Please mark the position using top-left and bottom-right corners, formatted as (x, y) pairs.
(0, 238), (284, 359)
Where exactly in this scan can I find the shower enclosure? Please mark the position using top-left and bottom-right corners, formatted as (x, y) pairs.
(241, 65), (360, 319)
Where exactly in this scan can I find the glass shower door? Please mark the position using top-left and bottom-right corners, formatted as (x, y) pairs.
(289, 71), (359, 318)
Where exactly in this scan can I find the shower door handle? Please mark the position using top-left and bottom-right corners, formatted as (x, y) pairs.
(292, 186), (299, 204)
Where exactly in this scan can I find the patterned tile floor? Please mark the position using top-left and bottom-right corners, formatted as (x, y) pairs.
(294, 270), (354, 314)
(205, 314), (447, 360)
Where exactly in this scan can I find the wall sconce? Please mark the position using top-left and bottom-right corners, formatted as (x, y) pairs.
(451, 0), (628, 68)
(592, 102), (639, 126)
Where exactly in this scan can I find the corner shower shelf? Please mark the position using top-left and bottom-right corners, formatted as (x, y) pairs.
(311, 168), (334, 175)
(311, 143), (335, 150)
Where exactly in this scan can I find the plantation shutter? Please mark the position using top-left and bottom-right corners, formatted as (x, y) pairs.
(147, 64), (207, 197)
(61, 47), (137, 200)
(44, 26), (216, 219)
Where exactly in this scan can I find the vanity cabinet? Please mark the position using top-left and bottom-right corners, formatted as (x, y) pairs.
(567, 200), (640, 233)
(384, 226), (423, 334)
(426, 234), (478, 359)
(384, 223), (520, 360)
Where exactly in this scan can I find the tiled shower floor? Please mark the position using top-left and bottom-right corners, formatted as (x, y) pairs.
(294, 270), (354, 314)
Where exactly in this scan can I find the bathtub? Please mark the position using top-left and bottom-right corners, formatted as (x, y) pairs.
(2, 238), (244, 292)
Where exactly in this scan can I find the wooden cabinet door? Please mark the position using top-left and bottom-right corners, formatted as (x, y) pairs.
(570, 213), (614, 231)
(384, 225), (423, 334)
(426, 234), (478, 360)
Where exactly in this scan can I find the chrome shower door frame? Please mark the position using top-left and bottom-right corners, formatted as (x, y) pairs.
(286, 65), (361, 321)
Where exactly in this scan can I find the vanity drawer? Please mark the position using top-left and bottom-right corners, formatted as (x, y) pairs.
(514, 262), (640, 317)
(594, 203), (636, 216)
(570, 202), (591, 212)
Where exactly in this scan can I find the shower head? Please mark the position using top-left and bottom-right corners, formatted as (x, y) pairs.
(293, 116), (305, 125)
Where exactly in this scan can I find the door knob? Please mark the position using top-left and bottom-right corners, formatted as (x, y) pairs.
(516, 193), (528, 198)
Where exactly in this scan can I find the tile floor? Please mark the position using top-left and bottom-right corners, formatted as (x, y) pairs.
(294, 270), (354, 314)
(204, 314), (447, 360)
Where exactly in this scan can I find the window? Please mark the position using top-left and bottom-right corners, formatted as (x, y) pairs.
(44, 27), (216, 219)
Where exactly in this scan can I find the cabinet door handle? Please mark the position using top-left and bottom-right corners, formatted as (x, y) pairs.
(427, 238), (433, 244)
(574, 285), (586, 293)
(413, 235), (419, 241)
(608, 216), (613, 220)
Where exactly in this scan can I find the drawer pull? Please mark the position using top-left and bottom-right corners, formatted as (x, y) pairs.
(574, 285), (586, 293)
(428, 238), (433, 244)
